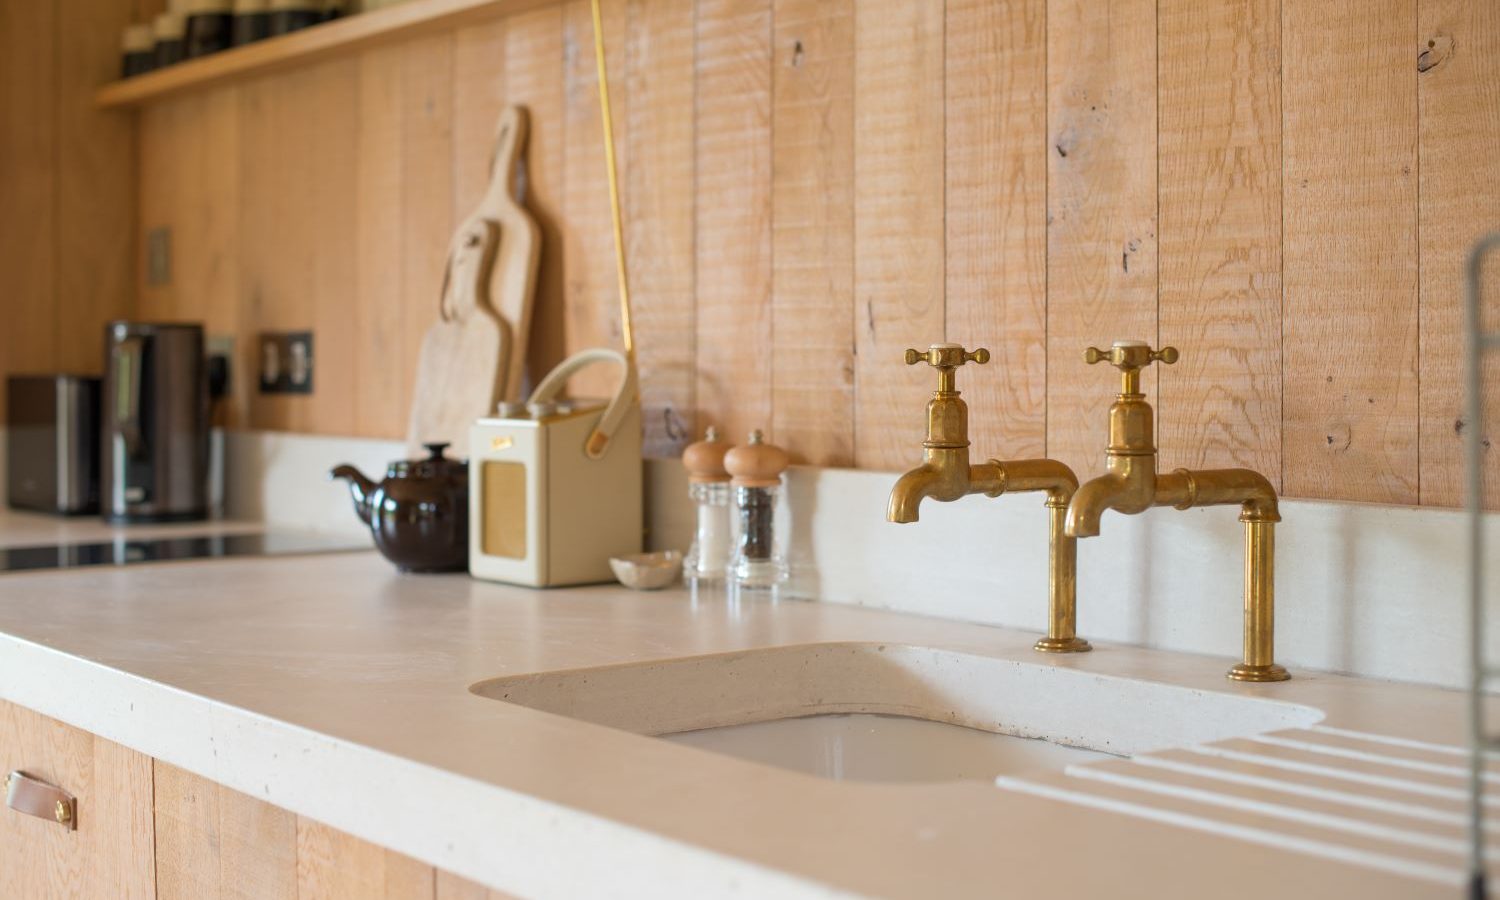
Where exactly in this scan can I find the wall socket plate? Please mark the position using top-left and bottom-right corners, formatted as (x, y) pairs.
(258, 332), (314, 395)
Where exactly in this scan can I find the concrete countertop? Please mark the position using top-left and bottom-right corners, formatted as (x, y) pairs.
(0, 550), (1489, 898)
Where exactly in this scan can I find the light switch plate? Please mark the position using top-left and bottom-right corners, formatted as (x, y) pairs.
(145, 228), (172, 286)
(258, 331), (314, 395)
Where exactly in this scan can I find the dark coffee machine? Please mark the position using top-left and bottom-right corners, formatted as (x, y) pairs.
(102, 322), (210, 522)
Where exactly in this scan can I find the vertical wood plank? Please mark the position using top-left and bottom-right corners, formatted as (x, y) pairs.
(770, 0), (854, 467)
(355, 45), (409, 439)
(626, 0), (697, 456)
(1418, 0), (1500, 507)
(91, 739), (156, 900)
(155, 762), (299, 900)
(562, 0), (630, 399)
(154, 761), (225, 899)
(55, 0), (136, 375)
(401, 34), (457, 430)
(945, 0), (1047, 461)
(296, 817), (435, 900)
(1282, 0), (1418, 503)
(505, 6), (568, 392)
(853, 0), (945, 470)
(453, 18), (508, 219)
(1156, 0), (1282, 482)
(1045, 0), (1159, 480)
(694, 0), (772, 443)
(0, 0), (58, 422)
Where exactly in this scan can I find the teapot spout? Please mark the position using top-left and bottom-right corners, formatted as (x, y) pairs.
(330, 464), (376, 520)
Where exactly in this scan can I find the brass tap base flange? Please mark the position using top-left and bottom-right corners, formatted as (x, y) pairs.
(1033, 636), (1092, 653)
(1227, 663), (1290, 683)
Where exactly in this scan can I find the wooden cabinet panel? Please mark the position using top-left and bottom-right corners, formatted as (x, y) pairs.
(0, 699), (154, 900)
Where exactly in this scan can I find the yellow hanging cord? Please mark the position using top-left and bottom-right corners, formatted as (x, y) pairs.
(589, 0), (635, 366)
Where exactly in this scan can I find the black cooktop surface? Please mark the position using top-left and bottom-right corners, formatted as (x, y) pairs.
(0, 532), (368, 573)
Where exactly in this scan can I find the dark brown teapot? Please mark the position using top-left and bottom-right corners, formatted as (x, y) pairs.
(331, 443), (468, 573)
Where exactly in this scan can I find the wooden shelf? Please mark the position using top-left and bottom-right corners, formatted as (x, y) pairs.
(96, 0), (552, 109)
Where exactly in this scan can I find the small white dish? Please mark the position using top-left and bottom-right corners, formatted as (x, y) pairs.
(609, 551), (682, 591)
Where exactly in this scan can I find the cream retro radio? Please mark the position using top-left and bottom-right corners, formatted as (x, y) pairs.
(468, 348), (642, 587)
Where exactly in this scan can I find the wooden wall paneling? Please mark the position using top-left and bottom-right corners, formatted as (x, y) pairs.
(55, 0), (136, 375)
(399, 34), (458, 432)
(693, 0), (772, 444)
(154, 761), (299, 900)
(0, 0), (58, 422)
(305, 61), (360, 437)
(852, 0), (945, 470)
(1155, 0), (1282, 483)
(626, 0), (697, 456)
(504, 6), (568, 394)
(239, 74), (299, 432)
(562, 0), (629, 400)
(1282, 0), (1418, 503)
(1045, 0), (1160, 480)
(136, 99), (182, 321)
(355, 44), (410, 439)
(944, 0), (1047, 461)
(769, 0), (854, 467)
(0, 700), (155, 900)
(295, 816), (436, 899)
(453, 18), (508, 218)
(1418, 0), (1500, 507)
(161, 88), (243, 426)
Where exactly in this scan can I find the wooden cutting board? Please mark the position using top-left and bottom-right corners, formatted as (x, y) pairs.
(406, 105), (542, 456)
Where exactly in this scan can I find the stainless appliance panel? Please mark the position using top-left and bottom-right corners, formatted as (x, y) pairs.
(101, 322), (210, 522)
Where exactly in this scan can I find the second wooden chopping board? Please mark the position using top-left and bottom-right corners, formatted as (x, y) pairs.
(406, 105), (541, 456)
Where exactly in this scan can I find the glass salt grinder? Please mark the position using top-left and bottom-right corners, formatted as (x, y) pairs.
(725, 430), (790, 590)
(682, 427), (733, 583)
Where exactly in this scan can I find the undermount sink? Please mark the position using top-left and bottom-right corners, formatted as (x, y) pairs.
(471, 643), (1323, 783)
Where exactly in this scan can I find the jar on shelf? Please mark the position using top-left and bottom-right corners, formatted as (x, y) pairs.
(231, 0), (271, 46)
(725, 430), (790, 590)
(183, 0), (233, 59)
(121, 24), (156, 77)
(268, 0), (321, 36)
(682, 427), (733, 583)
(152, 12), (187, 68)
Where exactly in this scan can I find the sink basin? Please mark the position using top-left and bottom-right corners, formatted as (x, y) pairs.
(663, 713), (1115, 782)
(471, 643), (1323, 782)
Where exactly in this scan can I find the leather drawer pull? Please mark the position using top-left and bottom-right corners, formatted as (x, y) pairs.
(5, 771), (76, 831)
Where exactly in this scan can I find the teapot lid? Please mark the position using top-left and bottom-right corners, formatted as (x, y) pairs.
(387, 442), (465, 479)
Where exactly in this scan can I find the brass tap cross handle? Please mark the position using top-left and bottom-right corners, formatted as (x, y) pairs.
(904, 343), (989, 393)
(1083, 340), (1178, 394)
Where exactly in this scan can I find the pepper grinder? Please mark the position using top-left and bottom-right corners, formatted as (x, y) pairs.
(682, 427), (733, 583)
(725, 430), (790, 589)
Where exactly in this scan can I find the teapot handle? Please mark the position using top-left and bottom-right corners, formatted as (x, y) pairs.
(528, 349), (637, 460)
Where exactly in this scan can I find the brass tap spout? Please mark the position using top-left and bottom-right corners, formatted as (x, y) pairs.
(1064, 341), (1289, 682)
(886, 344), (1089, 654)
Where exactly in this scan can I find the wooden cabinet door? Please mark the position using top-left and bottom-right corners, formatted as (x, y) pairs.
(0, 698), (155, 899)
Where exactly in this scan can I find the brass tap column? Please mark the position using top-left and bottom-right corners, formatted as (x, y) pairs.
(1065, 340), (1289, 682)
(886, 344), (1089, 654)
(1232, 515), (1285, 681)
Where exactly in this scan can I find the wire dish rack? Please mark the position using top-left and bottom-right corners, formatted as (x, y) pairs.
(1467, 233), (1500, 900)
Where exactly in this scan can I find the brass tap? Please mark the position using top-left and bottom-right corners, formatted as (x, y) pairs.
(1063, 341), (1288, 682)
(887, 344), (1089, 654)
